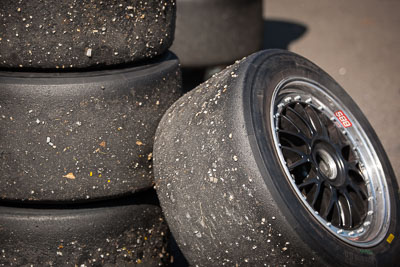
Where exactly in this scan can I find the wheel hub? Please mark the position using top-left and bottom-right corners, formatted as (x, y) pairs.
(313, 141), (346, 186)
(316, 148), (337, 180)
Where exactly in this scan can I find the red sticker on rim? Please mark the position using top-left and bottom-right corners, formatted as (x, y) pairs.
(335, 110), (352, 128)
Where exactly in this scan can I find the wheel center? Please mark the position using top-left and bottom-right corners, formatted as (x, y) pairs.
(316, 149), (338, 180)
(312, 141), (345, 184)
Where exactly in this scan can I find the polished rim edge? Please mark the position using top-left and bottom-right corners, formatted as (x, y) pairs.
(269, 77), (390, 247)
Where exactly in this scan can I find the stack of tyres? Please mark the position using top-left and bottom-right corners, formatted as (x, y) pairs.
(0, 1), (182, 266)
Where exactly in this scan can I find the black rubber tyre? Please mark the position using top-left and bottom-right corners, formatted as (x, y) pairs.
(0, 191), (171, 266)
(0, 52), (182, 202)
(0, 0), (176, 69)
(171, 0), (263, 67)
(154, 50), (400, 266)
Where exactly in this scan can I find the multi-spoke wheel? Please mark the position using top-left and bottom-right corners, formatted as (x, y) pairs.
(154, 50), (399, 266)
(271, 80), (390, 247)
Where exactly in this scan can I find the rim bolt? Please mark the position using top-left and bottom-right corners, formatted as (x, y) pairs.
(367, 210), (374, 215)
(337, 229), (343, 234)
(294, 95), (301, 101)
(318, 106), (324, 111)
(284, 97), (292, 103)
(357, 228), (364, 233)
(363, 221), (371, 227)
(330, 116), (336, 121)
(305, 98), (312, 103)
(278, 103), (285, 109)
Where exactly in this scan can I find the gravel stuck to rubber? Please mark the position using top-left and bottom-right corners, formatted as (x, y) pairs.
(154, 50), (400, 266)
(0, 0), (176, 69)
(171, 0), (262, 67)
(0, 195), (170, 266)
(0, 52), (182, 202)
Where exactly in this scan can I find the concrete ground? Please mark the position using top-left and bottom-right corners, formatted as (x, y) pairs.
(263, 0), (400, 184)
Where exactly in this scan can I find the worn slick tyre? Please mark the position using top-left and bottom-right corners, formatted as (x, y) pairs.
(0, 0), (176, 69)
(154, 49), (400, 266)
(0, 52), (182, 202)
(171, 0), (262, 67)
(0, 192), (171, 266)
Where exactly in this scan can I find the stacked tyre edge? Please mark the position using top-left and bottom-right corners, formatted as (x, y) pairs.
(0, 1), (182, 266)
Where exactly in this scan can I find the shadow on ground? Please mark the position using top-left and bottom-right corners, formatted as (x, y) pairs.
(263, 19), (307, 49)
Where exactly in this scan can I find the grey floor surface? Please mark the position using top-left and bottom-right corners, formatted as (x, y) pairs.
(264, 0), (400, 184)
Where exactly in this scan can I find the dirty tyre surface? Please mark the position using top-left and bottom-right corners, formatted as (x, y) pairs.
(0, 192), (170, 266)
(0, 52), (182, 202)
(154, 50), (400, 266)
(0, 0), (176, 69)
(171, 0), (262, 67)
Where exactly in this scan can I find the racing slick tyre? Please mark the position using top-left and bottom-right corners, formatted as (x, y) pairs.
(0, 0), (176, 69)
(154, 49), (400, 266)
(0, 52), (182, 202)
(171, 0), (263, 67)
(0, 191), (171, 266)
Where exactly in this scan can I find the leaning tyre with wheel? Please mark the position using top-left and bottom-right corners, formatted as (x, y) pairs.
(154, 49), (400, 266)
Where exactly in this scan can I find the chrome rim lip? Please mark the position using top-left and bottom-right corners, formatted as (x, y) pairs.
(269, 77), (391, 247)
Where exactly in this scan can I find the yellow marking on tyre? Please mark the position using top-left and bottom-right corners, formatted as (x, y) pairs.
(387, 233), (395, 244)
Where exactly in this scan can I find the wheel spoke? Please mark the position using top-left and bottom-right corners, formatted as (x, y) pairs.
(281, 145), (308, 159)
(305, 104), (328, 137)
(288, 157), (309, 171)
(341, 191), (354, 228)
(296, 103), (318, 133)
(278, 129), (310, 146)
(347, 161), (361, 174)
(286, 105), (315, 136)
(281, 114), (302, 134)
(298, 177), (319, 189)
(331, 125), (346, 147)
(348, 181), (368, 200)
(323, 186), (337, 219)
(336, 199), (345, 228)
(311, 180), (324, 208)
